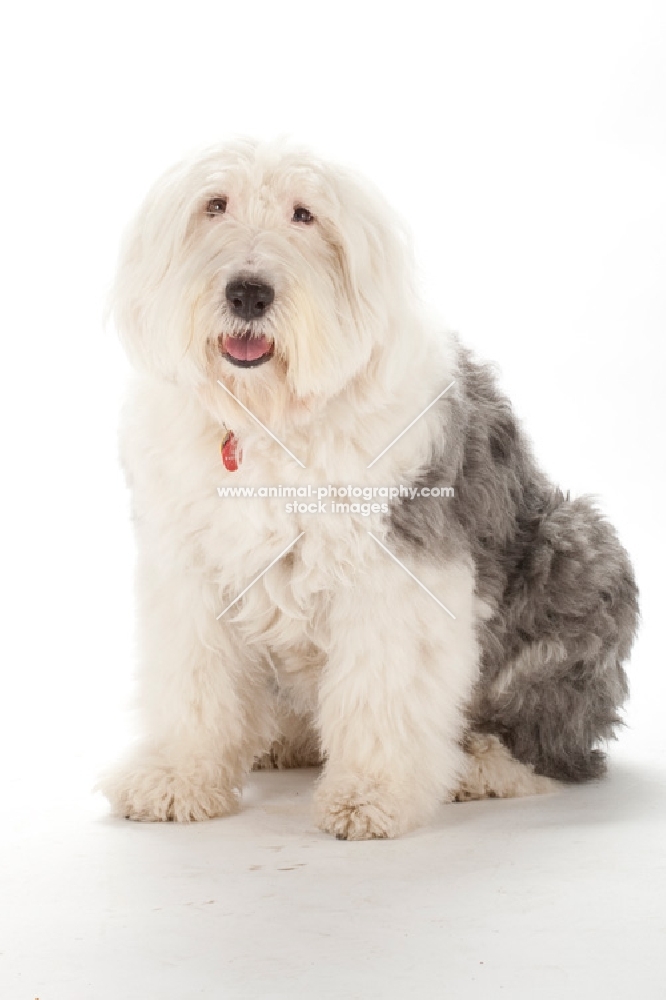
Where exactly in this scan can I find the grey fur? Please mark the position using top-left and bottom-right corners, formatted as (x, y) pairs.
(389, 344), (639, 783)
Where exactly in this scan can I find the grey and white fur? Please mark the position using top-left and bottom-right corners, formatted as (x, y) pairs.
(100, 138), (640, 838)
(390, 343), (639, 783)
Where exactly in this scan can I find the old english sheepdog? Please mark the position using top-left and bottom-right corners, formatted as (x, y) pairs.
(100, 139), (638, 839)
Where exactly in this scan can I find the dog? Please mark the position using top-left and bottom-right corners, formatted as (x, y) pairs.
(100, 138), (638, 839)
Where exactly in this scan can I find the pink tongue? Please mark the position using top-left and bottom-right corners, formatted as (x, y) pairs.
(225, 334), (271, 362)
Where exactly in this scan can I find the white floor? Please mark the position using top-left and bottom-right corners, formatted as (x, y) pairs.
(3, 745), (665, 1000)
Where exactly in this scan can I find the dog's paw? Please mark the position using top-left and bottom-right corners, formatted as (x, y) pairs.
(451, 733), (559, 802)
(97, 754), (240, 822)
(313, 774), (406, 840)
(253, 740), (322, 771)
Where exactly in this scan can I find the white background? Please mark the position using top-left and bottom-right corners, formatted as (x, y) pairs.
(1, 2), (665, 998)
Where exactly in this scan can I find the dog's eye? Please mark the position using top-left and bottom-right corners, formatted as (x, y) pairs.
(292, 206), (314, 224)
(206, 197), (227, 216)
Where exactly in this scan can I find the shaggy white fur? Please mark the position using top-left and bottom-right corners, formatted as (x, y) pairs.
(100, 138), (552, 839)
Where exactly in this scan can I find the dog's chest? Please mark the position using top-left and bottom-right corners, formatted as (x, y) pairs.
(205, 434), (382, 652)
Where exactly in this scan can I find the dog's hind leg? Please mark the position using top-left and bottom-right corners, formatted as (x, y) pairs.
(451, 732), (557, 801)
(476, 496), (639, 783)
(253, 708), (322, 770)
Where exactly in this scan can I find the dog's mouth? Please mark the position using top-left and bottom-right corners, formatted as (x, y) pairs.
(219, 332), (275, 368)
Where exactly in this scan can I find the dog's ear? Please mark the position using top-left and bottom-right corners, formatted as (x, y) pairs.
(329, 166), (416, 338)
(109, 163), (200, 380)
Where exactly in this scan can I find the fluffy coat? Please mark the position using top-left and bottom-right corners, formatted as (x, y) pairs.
(100, 139), (638, 839)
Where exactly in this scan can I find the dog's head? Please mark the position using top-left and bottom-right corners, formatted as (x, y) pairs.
(112, 139), (414, 416)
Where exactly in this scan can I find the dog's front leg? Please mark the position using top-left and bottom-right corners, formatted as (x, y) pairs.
(314, 553), (479, 839)
(99, 559), (270, 822)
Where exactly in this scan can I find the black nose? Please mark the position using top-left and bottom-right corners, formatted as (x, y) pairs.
(225, 278), (275, 321)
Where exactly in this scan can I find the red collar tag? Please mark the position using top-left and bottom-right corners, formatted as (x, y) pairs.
(221, 430), (242, 471)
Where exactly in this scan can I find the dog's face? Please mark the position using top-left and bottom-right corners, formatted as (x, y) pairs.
(113, 139), (413, 417)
